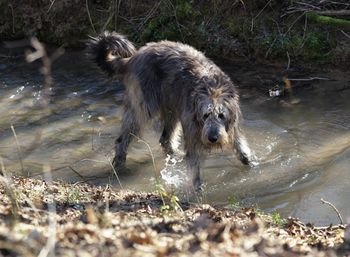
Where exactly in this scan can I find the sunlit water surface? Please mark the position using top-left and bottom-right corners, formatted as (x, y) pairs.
(1, 51), (349, 225)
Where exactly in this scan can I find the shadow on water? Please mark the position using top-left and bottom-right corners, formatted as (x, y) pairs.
(0, 50), (349, 225)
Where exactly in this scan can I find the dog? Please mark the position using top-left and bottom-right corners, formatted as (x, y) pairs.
(87, 31), (253, 190)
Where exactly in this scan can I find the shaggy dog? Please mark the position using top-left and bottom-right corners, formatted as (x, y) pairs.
(88, 32), (253, 190)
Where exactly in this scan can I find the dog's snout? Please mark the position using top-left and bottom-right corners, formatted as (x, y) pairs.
(208, 135), (218, 143)
(208, 130), (219, 143)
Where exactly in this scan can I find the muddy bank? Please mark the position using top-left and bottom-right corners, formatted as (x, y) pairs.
(1, 0), (349, 69)
(0, 176), (347, 257)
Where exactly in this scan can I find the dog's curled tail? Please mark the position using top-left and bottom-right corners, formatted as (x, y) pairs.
(87, 31), (136, 77)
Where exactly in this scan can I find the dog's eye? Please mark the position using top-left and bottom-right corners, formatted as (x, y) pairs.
(218, 113), (225, 120)
(203, 113), (210, 120)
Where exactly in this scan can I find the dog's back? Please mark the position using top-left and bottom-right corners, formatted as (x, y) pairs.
(88, 32), (232, 119)
(126, 40), (216, 116)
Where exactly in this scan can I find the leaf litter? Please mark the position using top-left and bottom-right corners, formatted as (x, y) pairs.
(0, 176), (347, 257)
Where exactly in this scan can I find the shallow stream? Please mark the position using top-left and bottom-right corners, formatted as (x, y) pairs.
(0, 51), (349, 225)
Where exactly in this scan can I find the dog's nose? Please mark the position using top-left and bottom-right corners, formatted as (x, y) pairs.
(208, 134), (218, 143)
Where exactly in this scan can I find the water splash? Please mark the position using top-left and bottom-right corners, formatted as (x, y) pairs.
(160, 155), (187, 187)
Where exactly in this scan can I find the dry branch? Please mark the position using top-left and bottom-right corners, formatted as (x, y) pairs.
(321, 198), (344, 224)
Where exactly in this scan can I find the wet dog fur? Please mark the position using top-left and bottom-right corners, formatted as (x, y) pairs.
(88, 31), (252, 190)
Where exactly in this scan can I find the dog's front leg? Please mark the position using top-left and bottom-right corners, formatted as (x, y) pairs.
(185, 150), (202, 191)
(235, 138), (251, 165)
(234, 133), (252, 165)
(159, 118), (178, 155)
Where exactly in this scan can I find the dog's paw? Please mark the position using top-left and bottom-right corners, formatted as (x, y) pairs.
(240, 152), (259, 167)
(239, 152), (250, 165)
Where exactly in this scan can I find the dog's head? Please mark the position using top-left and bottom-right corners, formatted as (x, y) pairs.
(193, 75), (240, 149)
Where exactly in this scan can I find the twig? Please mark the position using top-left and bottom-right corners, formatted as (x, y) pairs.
(264, 12), (305, 58)
(77, 158), (123, 188)
(24, 38), (64, 173)
(10, 125), (26, 176)
(103, 184), (110, 212)
(105, 157), (123, 189)
(26, 37), (64, 104)
(38, 164), (57, 257)
(85, 0), (96, 34)
(284, 12), (307, 36)
(47, 0), (56, 13)
(101, 6), (115, 32)
(0, 156), (18, 226)
(114, 0), (120, 31)
(265, 37), (278, 58)
(130, 133), (158, 179)
(297, 1), (322, 10)
(91, 127), (94, 150)
(8, 3), (15, 34)
(68, 166), (86, 181)
(137, 1), (161, 32)
(340, 30), (350, 39)
(251, 0), (272, 32)
(79, 158), (106, 163)
(288, 77), (331, 81)
(166, 0), (185, 42)
(321, 198), (343, 224)
(286, 51), (291, 70)
(1, 157), (41, 223)
(129, 133), (166, 207)
(0, 54), (23, 59)
(316, 10), (350, 16)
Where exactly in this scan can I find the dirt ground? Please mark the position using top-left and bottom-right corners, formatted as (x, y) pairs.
(0, 176), (348, 257)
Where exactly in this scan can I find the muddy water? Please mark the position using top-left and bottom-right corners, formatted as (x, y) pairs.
(0, 51), (349, 225)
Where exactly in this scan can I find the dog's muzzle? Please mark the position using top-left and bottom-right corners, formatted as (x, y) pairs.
(208, 128), (219, 143)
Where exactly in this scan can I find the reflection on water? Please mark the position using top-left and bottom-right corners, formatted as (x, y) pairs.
(0, 51), (349, 225)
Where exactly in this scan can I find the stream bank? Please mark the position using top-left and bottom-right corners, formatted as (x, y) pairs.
(1, 0), (349, 69)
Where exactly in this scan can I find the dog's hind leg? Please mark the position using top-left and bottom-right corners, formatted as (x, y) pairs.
(113, 106), (141, 169)
(159, 114), (180, 155)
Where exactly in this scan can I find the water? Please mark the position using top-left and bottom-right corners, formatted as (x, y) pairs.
(0, 50), (349, 225)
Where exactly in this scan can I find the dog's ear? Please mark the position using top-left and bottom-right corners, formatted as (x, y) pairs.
(221, 90), (241, 130)
(190, 89), (208, 125)
(192, 93), (203, 124)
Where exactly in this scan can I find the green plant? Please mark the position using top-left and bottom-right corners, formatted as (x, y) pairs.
(228, 196), (242, 209)
(65, 186), (81, 205)
(271, 211), (287, 227)
(156, 184), (183, 214)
